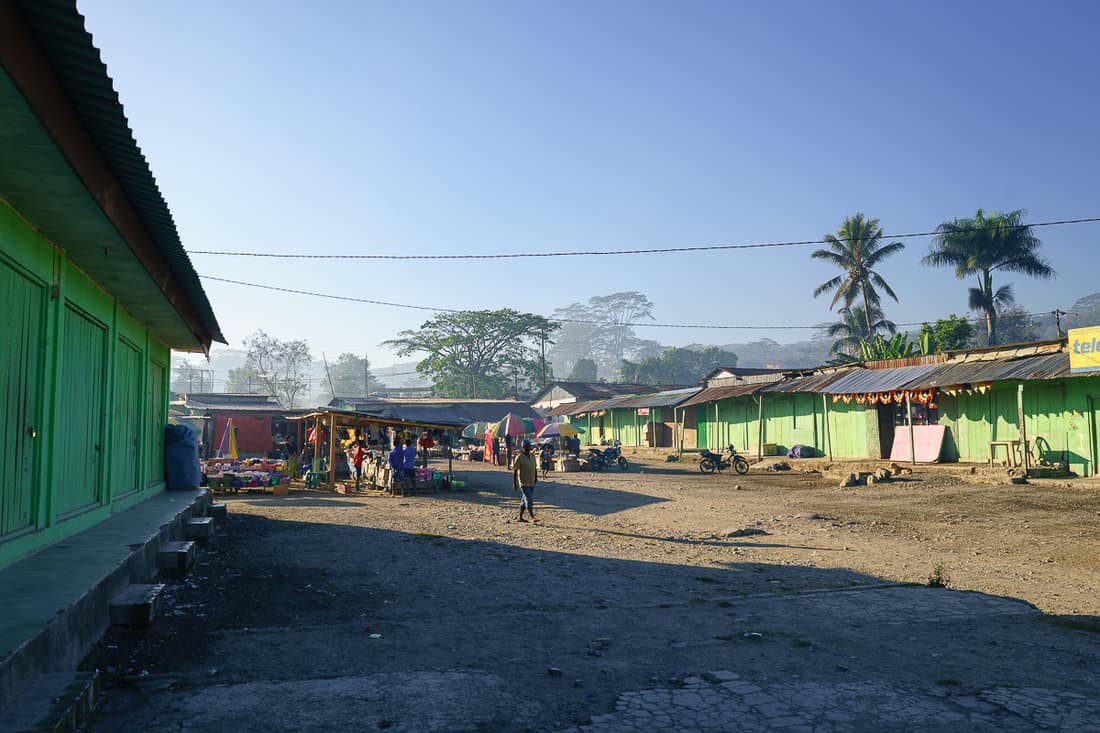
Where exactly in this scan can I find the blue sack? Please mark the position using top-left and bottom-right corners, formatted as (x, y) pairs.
(165, 424), (202, 490)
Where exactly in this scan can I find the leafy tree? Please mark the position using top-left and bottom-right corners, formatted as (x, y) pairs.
(620, 346), (738, 385)
(918, 314), (975, 354)
(550, 292), (655, 378)
(567, 357), (599, 382)
(812, 214), (905, 335)
(825, 304), (897, 357)
(324, 353), (383, 397)
(226, 363), (265, 394)
(923, 209), (1055, 345)
(832, 333), (921, 363)
(383, 309), (559, 398)
(235, 330), (312, 407)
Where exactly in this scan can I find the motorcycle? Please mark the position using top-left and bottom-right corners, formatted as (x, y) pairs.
(586, 443), (629, 472)
(699, 445), (749, 475)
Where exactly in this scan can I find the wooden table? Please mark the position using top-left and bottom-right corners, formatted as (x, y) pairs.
(988, 439), (1032, 468)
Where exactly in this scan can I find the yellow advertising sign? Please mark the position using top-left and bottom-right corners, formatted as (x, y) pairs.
(1068, 326), (1100, 373)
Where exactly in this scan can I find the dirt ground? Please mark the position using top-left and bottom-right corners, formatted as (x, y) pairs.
(82, 457), (1100, 732)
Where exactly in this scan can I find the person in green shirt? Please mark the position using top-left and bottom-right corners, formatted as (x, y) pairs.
(512, 439), (540, 523)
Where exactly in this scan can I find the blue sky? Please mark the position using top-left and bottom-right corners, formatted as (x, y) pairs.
(80, 0), (1100, 367)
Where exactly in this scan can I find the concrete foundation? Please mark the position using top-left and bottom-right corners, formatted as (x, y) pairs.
(158, 540), (196, 575)
(0, 489), (208, 713)
(207, 502), (228, 520)
(0, 670), (99, 733)
(109, 584), (165, 627)
(185, 517), (215, 543)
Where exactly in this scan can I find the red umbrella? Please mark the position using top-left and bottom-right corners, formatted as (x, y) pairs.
(490, 413), (528, 437)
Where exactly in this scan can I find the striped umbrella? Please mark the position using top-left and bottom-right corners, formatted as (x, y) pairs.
(491, 413), (528, 437)
(462, 421), (492, 439)
(536, 421), (584, 439)
(216, 417), (239, 459)
(520, 417), (546, 434)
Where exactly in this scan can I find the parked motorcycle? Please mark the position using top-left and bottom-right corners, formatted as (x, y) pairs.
(699, 445), (749, 475)
(586, 444), (629, 472)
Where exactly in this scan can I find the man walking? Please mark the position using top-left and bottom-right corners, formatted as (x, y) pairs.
(512, 439), (539, 523)
(387, 440), (405, 495)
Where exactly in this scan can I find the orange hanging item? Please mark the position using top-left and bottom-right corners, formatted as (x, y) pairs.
(832, 395), (842, 404)
(855, 394), (867, 405)
(842, 394), (853, 404)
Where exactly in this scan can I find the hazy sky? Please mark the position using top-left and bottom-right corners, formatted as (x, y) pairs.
(80, 0), (1100, 367)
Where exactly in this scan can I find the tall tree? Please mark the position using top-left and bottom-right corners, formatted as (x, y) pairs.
(812, 214), (905, 335)
(238, 330), (312, 407)
(824, 304), (897, 357)
(550, 292), (654, 378)
(326, 353), (381, 397)
(567, 358), (599, 382)
(383, 309), (559, 398)
(923, 209), (1055, 345)
(918, 314), (975, 354)
(172, 359), (209, 393)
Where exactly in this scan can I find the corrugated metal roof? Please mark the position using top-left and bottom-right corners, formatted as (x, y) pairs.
(543, 399), (602, 418)
(603, 387), (702, 410)
(182, 393), (283, 411)
(352, 400), (542, 427)
(15, 0), (223, 345)
(909, 352), (1075, 388)
(818, 363), (945, 394)
(762, 369), (858, 393)
(679, 383), (767, 408)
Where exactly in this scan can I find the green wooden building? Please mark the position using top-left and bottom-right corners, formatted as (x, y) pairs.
(0, 1), (224, 570)
(681, 342), (1100, 475)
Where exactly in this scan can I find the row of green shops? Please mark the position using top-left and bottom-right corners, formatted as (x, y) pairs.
(550, 341), (1100, 477)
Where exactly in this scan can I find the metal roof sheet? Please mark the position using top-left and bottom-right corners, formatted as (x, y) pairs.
(679, 383), (767, 408)
(761, 369), (859, 393)
(15, 0), (223, 346)
(818, 363), (946, 394)
(909, 352), (1075, 388)
(603, 388), (702, 410)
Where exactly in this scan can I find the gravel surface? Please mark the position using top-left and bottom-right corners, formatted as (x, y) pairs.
(83, 458), (1100, 732)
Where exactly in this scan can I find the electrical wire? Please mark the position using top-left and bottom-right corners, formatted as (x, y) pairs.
(199, 274), (1077, 331)
(187, 216), (1100, 260)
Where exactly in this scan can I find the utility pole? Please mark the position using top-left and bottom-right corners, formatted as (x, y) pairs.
(1052, 309), (1067, 339)
(539, 332), (547, 387)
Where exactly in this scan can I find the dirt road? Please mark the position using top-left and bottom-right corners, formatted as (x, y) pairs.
(84, 459), (1100, 732)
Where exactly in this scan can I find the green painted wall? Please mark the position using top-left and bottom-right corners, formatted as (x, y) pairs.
(694, 392), (876, 459)
(0, 199), (172, 570)
(938, 377), (1100, 475)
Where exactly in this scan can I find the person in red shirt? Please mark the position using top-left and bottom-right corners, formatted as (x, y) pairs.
(352, 441), (366, 491)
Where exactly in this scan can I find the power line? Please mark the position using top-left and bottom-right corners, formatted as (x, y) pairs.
(199, 274), (1075, 331)
(188, 216), (1100, 261)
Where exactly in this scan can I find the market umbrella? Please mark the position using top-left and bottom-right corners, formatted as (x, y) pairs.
(491, 413), (529, 437)
(216, 418), (239, 459)
(462, 421), (492, 439)
(536, 421), (584, 440)
(520, 417), (546, 434)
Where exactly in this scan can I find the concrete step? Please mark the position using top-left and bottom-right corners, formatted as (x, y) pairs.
(207, 502), (227, 520)
(109, 584), (165, 627)
(0, 670), (99, 733)
(157, 541), (196, 575)
(184, 517), (215, 543)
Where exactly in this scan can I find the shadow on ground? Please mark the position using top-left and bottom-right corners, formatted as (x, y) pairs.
(82, 503), (1100, 733)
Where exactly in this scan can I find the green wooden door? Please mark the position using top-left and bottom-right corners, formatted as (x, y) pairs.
(111, 338), (143, 498)
(56, 304), (107, 517)
(146, 360), (166, 486)
(0, 260), (46, 536)
(695, 405), (708, 449)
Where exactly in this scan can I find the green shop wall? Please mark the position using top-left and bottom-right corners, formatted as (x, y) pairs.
(694, 392), (876, 459)
(0, 200), (172, 570)
(938, 377), (1099, 475)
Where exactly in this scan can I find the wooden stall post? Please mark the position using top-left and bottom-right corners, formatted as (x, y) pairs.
(1017, 383), (1029, 473)
(822, 394), (833, 461)
(328, 412), (338, 490)
(756, 393), (765, 461)
(905, 391), (916, 466)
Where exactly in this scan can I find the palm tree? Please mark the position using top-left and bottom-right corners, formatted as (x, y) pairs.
(826, 305), (897, 357)
(923, 209), (1055, 346)
(812, 214), (905, 335)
